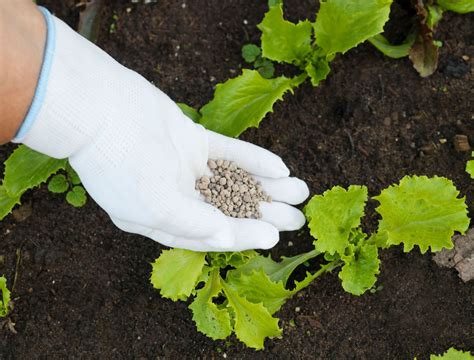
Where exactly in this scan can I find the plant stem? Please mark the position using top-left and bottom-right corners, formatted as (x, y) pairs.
(293, 72), (308, 87)
(293, 259), (342, 292)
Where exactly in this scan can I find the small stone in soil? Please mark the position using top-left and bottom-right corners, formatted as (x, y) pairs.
(196, 159), (271, 219)
(454, 134), (471, 152)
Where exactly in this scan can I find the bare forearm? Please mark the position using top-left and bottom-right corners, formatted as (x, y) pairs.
(0, 0), (46, 144)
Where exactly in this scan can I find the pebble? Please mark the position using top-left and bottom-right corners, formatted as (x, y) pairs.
(12, 202), (33, 223)
(196, 159), (272, 219)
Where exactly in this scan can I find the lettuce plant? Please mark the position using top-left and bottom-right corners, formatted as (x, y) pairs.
(151, 175), (469, 349)
(48, 164), (87, 208)
(0, 146), (87, 220)
(200, 0), (393, 137)
(0, 146), (67, 220)
(369, 0), (474, 77)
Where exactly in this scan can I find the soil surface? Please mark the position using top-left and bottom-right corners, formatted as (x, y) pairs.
(1, 1), (473, 359)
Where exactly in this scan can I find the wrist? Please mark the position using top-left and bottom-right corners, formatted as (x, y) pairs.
(13, 8), (116, 158)
(13, 7), (189, 164)
(0, 3), (46, 144)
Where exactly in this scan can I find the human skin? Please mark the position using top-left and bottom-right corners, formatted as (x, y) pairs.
(0, 0), (46, 144)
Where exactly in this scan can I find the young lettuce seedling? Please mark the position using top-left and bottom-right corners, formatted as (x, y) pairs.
(199, 0), (393, 137)
(0, 145), (67, 220)
(241, 44), (275, 79)
(369, 0), (473, 77)
(305, 176), (469, 294)
(0, 145), (86, 221)
(151, 175), (469, 349)
(48, 163), (87, 208)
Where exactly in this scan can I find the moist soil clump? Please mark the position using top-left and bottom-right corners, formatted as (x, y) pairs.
(1, 1), (473, 359)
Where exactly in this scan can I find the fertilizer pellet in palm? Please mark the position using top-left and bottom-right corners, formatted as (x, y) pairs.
(196, 159), (271, 219)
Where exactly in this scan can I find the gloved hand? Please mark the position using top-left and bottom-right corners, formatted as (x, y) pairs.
(13, 7), (309, 252)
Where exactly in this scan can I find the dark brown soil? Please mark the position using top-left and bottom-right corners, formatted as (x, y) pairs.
(1, 1), (473, 359)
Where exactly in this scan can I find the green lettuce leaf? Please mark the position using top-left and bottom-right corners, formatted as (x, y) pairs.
(436, 0), (474, 14)
(242, 44), (261, 63)
(368, 34), (415, 58)
(314, 0), (393, 55)
(256, 59), (276, 79)
(427, 5), (444, 28)
(235, 248), (320, 286)
(200, 70), (304, 137)
(305, 59), (331, 86)
(151, 249), (207, 301)
(430, 347), (473, 359)
(466, 153), (474, 178)
(0, 276), (10, 317)
(374, 176), (469, 253)
(66, 186), (87, 208)
(305, 185), (368, 255)
(48, 174), (69, 194)
(338, 244), (380, 295)
(207, 251), (258, 268)
(3, 145), (66, 197)
(0, 186), (21, 221)
(177, 103), (201, 123)
(222, 279), (281, 350)
(226, 269), (292, 314)
(258, 4), (313, 64)
(189, 270), (232, 340)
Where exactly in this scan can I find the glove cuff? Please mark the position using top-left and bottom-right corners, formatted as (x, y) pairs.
(13, 7), (55, 143)
(12, 7), (133, 159)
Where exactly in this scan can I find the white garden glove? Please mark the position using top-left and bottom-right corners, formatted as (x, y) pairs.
(13, 7), (309, 252)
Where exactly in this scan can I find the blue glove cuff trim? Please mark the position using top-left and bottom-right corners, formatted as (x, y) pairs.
(13, 7), (56, 141)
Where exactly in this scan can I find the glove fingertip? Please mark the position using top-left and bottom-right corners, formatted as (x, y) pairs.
(299, 179), (310, 203)
(256, 226), (279, 249)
